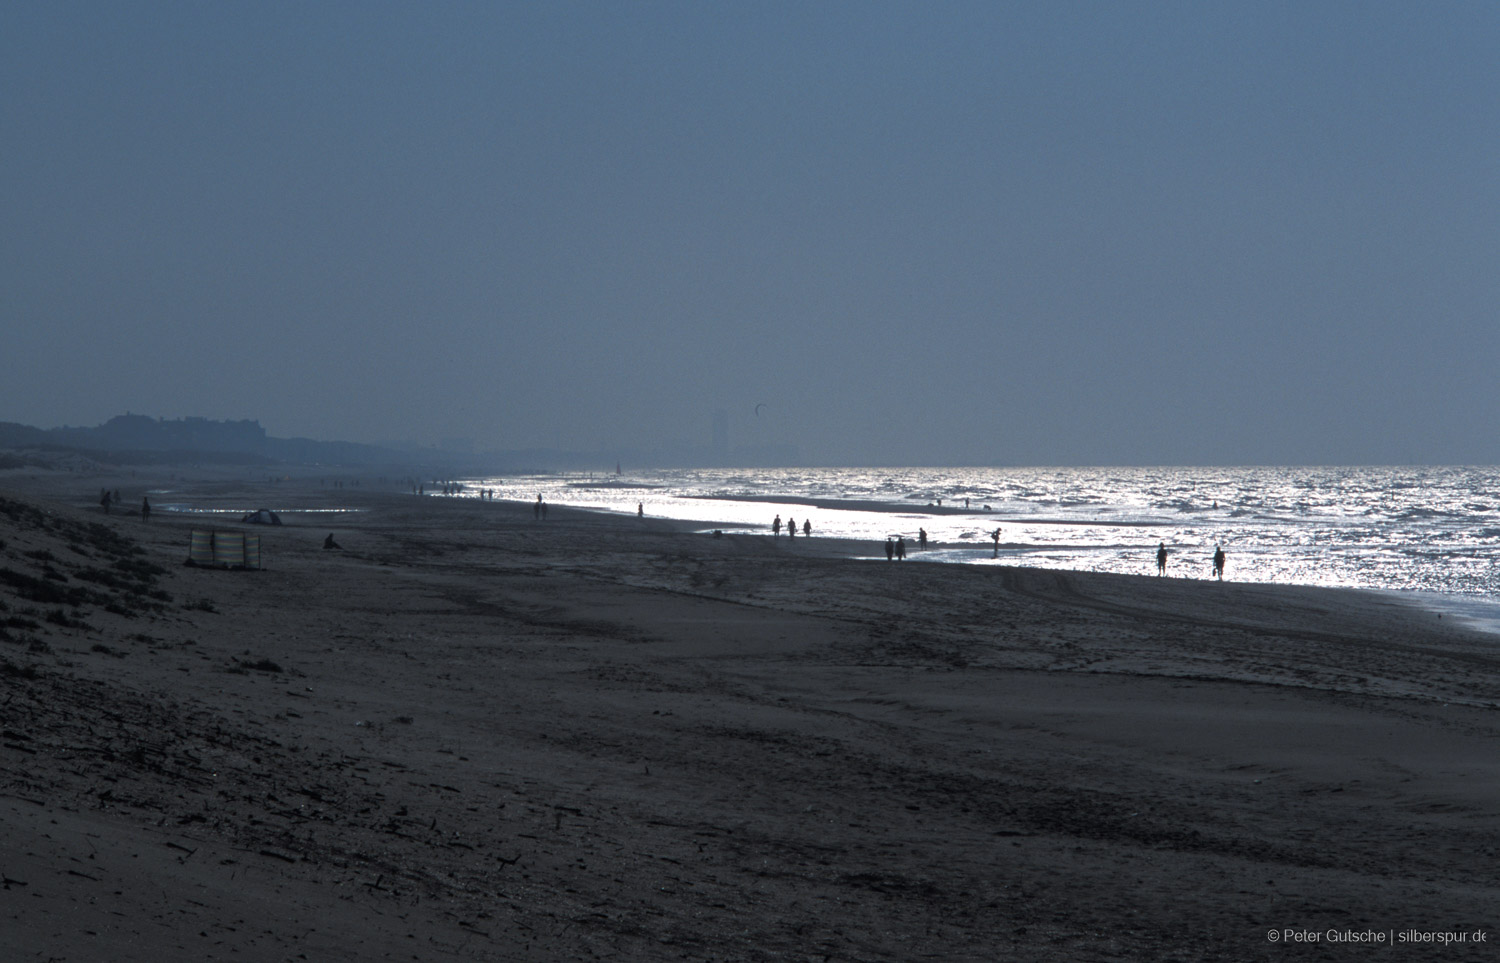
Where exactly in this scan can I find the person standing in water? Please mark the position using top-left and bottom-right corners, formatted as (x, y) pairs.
(1157, 542), (1169, 575)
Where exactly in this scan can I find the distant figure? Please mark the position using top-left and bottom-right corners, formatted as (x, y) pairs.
(324, 533), (343, 550)
(1213, 544), (1225, 580)
(885, 537), (894, 561)
(100, 490), (112, 515)
(896, 537), (906, 560)
(534, 495), (542, 520)
(773, 515), (782, 536)
(1157, 542), (1168, 576)
(992, 528), (1001, 558)
(637, 502), (643, 517)
(802, 519), (811, 537)
(140, 496), (150, 522)
(964, 498), (969, 509)
(787, 517), (796, 539)
(918, 528), (927, 549)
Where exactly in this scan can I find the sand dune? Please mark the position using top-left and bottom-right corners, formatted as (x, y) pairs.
(1, 470), (1496, 961)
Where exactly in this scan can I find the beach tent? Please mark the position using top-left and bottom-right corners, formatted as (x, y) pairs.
(187, 529), (263, 569)
(242, 509), (282, 525)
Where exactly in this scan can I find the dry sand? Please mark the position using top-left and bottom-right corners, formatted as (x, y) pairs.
(1, 468), (1497, 961)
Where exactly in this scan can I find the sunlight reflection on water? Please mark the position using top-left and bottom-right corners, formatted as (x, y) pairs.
(456, 467), (1500, 623)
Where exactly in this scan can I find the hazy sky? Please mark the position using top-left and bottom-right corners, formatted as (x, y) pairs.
(4, 1), (1497, 465)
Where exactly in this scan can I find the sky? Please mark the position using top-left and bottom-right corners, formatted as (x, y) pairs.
(3, 1), (1498, 466)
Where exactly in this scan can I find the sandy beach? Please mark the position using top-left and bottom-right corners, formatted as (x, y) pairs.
(1, 468), (1497, 962)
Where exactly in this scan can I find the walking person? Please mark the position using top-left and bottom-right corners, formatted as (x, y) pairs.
(1212, 544), (1225, 581)
(773, 515), (782, 536)
(802, 519), (811, 537)
(885, 537), (894, 561)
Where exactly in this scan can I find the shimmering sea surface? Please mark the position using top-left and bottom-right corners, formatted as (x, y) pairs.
(461, 467), (1500, 630)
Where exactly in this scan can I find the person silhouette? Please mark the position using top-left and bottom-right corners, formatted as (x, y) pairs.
(773, 515), (782, 536)
(1212, 544), (1225, 580)
(884, 537), (894, 561)
(896, 537), (905, 560)
(787, 517), (796, 539)
(140, 496), (150, 522)
(992, 528), (1001, 558)
(802, 519), (811, 537)
(1157, 542), (1168, 575)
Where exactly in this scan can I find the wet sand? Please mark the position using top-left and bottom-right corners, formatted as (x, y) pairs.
(1, 468), (1497, 961)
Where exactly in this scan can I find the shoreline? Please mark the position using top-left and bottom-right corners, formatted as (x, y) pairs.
(2, 469), (1498, 960)
(143, 486), (1500, 637)
(680, 490), (1183, 526)
(501, 493), (1500, 636)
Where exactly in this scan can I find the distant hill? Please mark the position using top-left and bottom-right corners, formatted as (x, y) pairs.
(0, 415), (400, 468)
(0, 422), (50, 449)
(0, 415), (804, 472)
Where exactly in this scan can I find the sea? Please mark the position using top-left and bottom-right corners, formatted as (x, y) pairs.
(460, 466), (1500, 633)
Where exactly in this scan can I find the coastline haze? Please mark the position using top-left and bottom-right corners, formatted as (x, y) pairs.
(4, 3), (1498, 466)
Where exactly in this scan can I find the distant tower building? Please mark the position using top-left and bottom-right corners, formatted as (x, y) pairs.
(712, 409), (729, 461)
